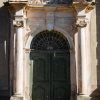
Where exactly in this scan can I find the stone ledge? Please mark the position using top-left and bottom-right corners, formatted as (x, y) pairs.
(10, 95), (23, 100)
(77, 95), (91, 100)
(77, 94), (100, 100)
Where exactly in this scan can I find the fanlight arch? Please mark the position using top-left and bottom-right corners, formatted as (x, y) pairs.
(30, 30), (70, 50)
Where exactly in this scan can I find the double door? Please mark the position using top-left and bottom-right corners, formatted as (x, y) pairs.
(30, 51), (70, 100)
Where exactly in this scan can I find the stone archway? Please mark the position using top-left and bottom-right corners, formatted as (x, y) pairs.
(29, 30), (71, 100)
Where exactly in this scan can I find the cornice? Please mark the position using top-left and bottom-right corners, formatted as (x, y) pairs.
(7, 0), (95, 12)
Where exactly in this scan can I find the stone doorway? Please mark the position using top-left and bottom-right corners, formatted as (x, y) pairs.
(30, 30), (71, 100)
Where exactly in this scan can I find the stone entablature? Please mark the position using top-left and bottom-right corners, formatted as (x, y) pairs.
(8, 0), (93, 6)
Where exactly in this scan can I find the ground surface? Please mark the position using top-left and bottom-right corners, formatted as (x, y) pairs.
(0, 96), (10, 100)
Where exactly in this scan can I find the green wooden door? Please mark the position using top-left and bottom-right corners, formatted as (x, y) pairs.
(30, 51), (70, 100)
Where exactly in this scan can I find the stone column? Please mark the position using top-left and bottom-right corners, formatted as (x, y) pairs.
(16, 23), (23, 95)
(75, 31), (82, 93)
(77, 16), (91, 95)
(80, 26), (88, 94)
(11, 20), (24, 100)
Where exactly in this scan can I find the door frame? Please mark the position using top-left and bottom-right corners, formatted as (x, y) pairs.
(25, 30), (76, 100)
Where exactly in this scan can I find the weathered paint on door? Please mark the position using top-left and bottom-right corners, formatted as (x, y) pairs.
(30, 50), (70, 100)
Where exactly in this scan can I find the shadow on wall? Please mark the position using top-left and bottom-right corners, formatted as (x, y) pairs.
(90, 0), (100, 100)
(0, 5), (10, 99)
(90, 87), (100, 100)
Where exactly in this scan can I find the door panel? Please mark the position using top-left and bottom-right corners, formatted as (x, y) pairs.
(33, 58), (46, 81)
(52, 58), (67, 81)
(32, 86), (45, 100)
(54, 87), (66, 100)
(30, 51), (70, 100)
(32, 83), (50, 100)
(30, 51), (50, 100)
(51, 52), (70, 100)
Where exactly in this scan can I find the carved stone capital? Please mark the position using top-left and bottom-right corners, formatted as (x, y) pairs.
(76, 16), (87, 28)
(13, 20), (24, 27)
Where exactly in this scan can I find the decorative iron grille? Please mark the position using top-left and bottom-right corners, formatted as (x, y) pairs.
(30, 30), (70, 50)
